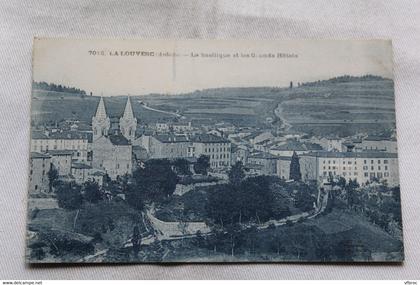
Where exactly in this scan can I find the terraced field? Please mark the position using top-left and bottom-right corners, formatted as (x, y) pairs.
(31, 77), (395, 136)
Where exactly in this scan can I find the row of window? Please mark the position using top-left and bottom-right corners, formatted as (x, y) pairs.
(323, 171), (390, 178)
(323, 165), (388, 171)
(323, 159), (389, 165)
(204, 147), (230, 153)
(211, 153), (229, 160)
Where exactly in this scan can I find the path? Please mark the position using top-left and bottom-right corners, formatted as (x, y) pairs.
(80, 188), (329, 262)
(274, 102), (292, 131)
(139, 101), (182, 117)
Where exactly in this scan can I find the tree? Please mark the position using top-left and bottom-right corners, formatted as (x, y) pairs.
(56, 183), (83, 210)
(132, 159), (178, 202)
(194, 155), (210, 175)
(289, 151), (302, 181)
(173, 158), (191, 175)
(47, 164), (59, 192)
(132, 225), (141, 258)
(228, 161), (245, 186)
(83, 181), (102, 203)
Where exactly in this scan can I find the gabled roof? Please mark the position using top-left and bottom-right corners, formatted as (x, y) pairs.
(31, 131), (48, 139)
(154, 133), (189, 143)
(271, 140), (323, 151)
(47, 150), (74, 156)
(248, 152), (278, 160)
(30, 152), (51, 159)
(49, 131), (89, 140)
(72, 162), (92, 169)
(191, 134), (229, 143)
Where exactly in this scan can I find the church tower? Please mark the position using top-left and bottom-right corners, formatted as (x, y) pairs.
(119, 96), (137, 142)
(92, 97), (111, 141)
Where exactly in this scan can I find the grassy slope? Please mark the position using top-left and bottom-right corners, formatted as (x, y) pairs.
(31, 77), (395, 135)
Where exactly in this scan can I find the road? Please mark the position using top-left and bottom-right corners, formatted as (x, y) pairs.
(274, 102), (292, 131)
(80, 188), (329, 262)
(139, 101), (182, 117)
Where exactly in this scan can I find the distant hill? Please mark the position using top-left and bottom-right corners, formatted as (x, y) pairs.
(300, 74), (392, 87)
(31, 75), (396, 137)
(33, 81), (87, 96)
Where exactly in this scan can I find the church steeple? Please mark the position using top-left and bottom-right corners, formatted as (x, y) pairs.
(95, 96), (108, 119)
(92, 97), (110, 141)
(122, 96), (134, 119)
(119, 96), (137, 142)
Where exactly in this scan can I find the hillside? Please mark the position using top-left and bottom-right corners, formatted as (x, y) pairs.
(31, 76), (396, 136)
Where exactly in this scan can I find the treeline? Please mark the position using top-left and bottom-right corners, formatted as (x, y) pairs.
(300, 74), (390, 87)
(33, 81), (87, 95)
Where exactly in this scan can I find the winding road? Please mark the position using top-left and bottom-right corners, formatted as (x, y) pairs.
(139, 101), (182, 117)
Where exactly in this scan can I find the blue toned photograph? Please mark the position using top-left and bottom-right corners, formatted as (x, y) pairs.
(26, 39), (403, 263)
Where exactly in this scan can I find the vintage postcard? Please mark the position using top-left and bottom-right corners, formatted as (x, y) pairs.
(26, 39), (403, 263)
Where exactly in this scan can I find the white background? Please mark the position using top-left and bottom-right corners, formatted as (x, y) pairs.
(0, 0), (419, 280)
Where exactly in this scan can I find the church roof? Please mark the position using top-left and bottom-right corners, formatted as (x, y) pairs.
(108, 134), (130, 145)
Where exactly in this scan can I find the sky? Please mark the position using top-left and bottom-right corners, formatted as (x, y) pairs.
(32, 38), (393, 96)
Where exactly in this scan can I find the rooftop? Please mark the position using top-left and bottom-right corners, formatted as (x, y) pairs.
(108, 134), (130, 145)
(47, 150), (74, 156)
(154, 133), (189, 143)
(30, 152), (51, 159)
(72, 162), (92, 169)
(249, 152), (278, 160)
(191, 134), (229, 143)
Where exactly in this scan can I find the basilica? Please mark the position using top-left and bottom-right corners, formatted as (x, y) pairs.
(91, 97), (136, 179)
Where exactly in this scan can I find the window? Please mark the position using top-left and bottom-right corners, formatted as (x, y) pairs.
(384, 160), (389, 164)
(343, 167), (346, 170)
(333, 160), (335, 164)
(343, 172), (346, 176)
(117, 163), (120, 169)
(363, 166), (368, 170)
(364, 160), (367, 164)
(378, 160), (381, 164)
(371, 166), (374, 170)
(354, 172), (358, 176)
(127, 164), (130, 169)
(371, 160), (374, 164)
(378, 166), (381, 170)
(323, 171), (327, 176)
(364, 173), (368, 177)
(384, 172), (389, 177)
(385, 166), (388, 170)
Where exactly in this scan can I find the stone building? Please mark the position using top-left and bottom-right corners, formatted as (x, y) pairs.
(299, 151), (400, 186)
(47, 150), (73, 176)
(31, 130), (89, 163)
(91, 97), (135, 179)
(188, 134), (231, 169)
(29, 152), (51, 193)
(247, 152), (278, 175)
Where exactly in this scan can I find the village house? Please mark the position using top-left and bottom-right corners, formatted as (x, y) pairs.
(247, 151), (278, 175)
(47, 150), (73, 176)
(29, 152), (51, 193)
(71, 162), (105, 186)
(31, 130), (89, 163)
(188, 134), (231, 169)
